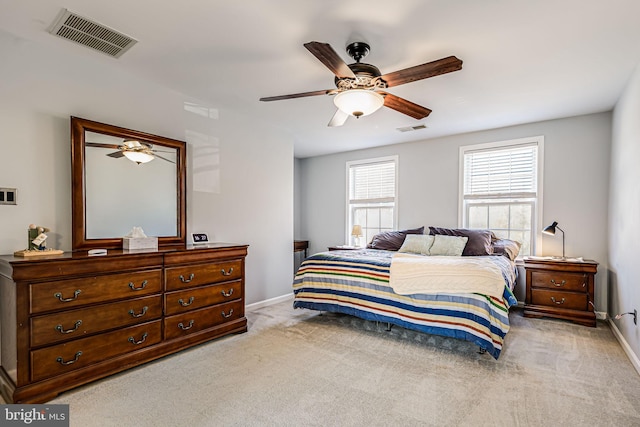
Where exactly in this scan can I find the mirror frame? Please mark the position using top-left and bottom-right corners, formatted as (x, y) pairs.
(71, 116), (187, 250)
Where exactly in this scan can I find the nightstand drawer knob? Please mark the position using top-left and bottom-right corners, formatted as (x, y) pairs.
(221, 267), (234, 276)
(550, 279), (566, 287)
(551, 297), (566, 305)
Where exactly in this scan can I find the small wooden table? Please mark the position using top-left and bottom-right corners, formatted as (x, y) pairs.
(294, 240), (309, 257)
(523, 257), (598, 327)
(327, 246), (360, 251)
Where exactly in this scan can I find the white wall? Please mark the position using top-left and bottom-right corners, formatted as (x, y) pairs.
(299, 113), (611, 306)
(609, 64), (640, 359)
(0, 29), (293, 304)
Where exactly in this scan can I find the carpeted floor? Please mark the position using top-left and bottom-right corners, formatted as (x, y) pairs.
(8, 299), (640, 426)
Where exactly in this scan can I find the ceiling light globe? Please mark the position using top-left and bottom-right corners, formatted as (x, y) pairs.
(123, 150), (155, 164)
(333, 89), (384, 118)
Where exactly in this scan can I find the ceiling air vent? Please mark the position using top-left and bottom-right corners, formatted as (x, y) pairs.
(48, 9), (137, 58)
(396, 124), (428, 133)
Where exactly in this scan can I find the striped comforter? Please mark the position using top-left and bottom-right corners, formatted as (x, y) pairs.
(292, 249), (518, 359)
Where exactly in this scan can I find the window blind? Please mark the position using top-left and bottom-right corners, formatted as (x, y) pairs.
(463, 144), (537, 197)
(349, 160), (396, 202)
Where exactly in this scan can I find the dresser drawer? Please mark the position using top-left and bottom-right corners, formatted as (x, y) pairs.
(164, 300), (244, 340)
(165, 261), (242, 291)
(30, 320), (161, 382)
(30, 269), (162, 314)
(530, 270), (588, 292)
(30, 295), (162, 348)
(530, 289), (588, 311)
(164, 280), (242, 315)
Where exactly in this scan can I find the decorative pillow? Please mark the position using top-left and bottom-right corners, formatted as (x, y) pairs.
(428, 235), (468, 256)
(428, 227), (494, 256)
(398, 234), (435, 255)
(491, 239), (522, 261)
(367, 226), (425, 251)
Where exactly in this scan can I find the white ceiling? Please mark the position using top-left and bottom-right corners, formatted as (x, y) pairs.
(2, 0), (639, 158)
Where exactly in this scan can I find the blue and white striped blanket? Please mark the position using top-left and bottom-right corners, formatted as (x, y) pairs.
(293, 249), (517, 359)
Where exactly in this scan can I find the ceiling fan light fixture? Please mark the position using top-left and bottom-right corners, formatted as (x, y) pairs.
(333, 89), (384, 118)
(123, 150), (154, 164)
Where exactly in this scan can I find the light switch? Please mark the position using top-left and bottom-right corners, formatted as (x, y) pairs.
(0, 188), (17, 205)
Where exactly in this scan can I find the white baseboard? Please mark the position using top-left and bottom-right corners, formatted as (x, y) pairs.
(607, 318), (640, 376)
(246, 293), (293, 311)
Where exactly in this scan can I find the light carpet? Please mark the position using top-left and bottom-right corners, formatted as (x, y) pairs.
(12, 300), (640, 426)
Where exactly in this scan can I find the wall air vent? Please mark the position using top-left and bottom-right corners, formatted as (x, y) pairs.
(396, 124), (428, 132)
(48, 9), (137, 58)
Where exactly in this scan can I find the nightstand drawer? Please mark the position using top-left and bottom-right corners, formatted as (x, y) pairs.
(530, 271), (587, 292)
(530, 289), (588, 311)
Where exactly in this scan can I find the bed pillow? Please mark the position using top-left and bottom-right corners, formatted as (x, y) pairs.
(429, 235), (468, 256)
(398, 234), (435, 255)
(491, 239), (522, 261)
(428, 227), (494, 256)
(367, 226), (425, 251)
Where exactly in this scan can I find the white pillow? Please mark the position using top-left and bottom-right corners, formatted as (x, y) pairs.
(398, 234), (435, 255)
(429, 235), (468, 256)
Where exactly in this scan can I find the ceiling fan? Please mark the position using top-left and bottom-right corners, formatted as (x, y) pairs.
(260, 41), (463, 127)
(85, 140), (175, 164)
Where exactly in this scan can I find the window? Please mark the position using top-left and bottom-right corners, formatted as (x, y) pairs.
(346, 156), (398, 246)
(459, 137), (543, 257)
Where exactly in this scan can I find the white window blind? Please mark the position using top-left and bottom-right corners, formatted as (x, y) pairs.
(463, 144), (537, 198)
(349, 160), (396, 202)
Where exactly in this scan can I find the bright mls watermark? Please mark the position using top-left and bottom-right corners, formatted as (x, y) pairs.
(1, 405), (69, 426)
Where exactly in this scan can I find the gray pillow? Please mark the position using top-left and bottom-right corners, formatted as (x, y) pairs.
(398, 234), (435, 255)
(491, 239), (522, 261)
(428, 227), (494, 256)
(367, 227), (425, 251)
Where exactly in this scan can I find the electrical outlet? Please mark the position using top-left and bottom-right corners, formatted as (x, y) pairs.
(0, 187), (17, 205)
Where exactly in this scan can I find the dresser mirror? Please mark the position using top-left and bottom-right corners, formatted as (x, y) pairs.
(71, 117), (186, 250)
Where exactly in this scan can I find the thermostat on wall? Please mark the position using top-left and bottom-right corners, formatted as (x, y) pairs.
(191, 233), (209, 245)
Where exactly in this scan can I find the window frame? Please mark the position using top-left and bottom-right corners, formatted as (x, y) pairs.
(458, 136), (544, 256)
(345, 155), (399, 246)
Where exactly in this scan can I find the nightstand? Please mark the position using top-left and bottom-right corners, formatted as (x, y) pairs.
(327, 246), (360, 251)
(523, 258), (598, 327)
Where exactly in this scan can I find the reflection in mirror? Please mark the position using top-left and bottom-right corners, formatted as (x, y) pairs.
(84, 131), (178, 239)
(71, 117), (186, 250)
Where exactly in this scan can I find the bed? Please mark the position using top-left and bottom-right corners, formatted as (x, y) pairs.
(292, 228), (519, 359)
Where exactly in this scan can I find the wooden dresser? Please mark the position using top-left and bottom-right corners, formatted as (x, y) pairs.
(0, 243), (248, 403)
(523, 258), (598, 327)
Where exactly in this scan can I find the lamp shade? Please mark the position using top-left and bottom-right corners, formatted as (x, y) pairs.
(333, 90), (384, 118)
(351, 225), (363, 237)
(123, 150), (154, 164)
(542, 221), (559, 235)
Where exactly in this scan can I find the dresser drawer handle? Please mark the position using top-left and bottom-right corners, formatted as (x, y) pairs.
(550, 279), (566, 287)
(128, 280), (148, 291)
(221, 267), (234, 276)
(221, 309), (234, 319)
(178, 320), (194, 330)
(128, 306), (148, 318)
(221, 289), (234, 298)
(179, 273), (195, 283)
(54, 290), (81, 302)
(551, 297), (566, 305)
(56, 351), (82, 366)
(55, 320), (82, 334)
(128, 332), (148, 345)
(179, 297), (195, 307)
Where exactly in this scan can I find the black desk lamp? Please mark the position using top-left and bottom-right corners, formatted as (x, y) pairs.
(542, 221), (565, 259)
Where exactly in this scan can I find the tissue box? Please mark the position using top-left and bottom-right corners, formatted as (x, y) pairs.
(123, 236), (158, 250)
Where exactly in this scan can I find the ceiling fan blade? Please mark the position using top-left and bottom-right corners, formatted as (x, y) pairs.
(303, 41), (356, 79)
(155, 154), (176, 164)
(107, 151), (125, 158)
(260, 89), (334, 102)
(86, 142), (120, 150)
(380, 56), (463, 88)
(328, 109), (349, 127)
(380, 91), (432, 119)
